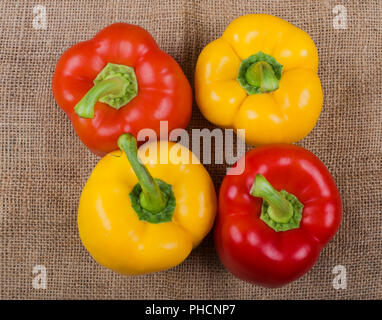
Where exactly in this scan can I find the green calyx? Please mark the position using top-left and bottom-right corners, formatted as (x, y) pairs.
(250, 174), (303, 232)
(237, 52), (283, 95)
(117, 133), (176, 224)
(74, 63), (138, 119)
(130, 179), (176, 223)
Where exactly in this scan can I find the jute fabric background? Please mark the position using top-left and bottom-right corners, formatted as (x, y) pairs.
(0, 0), (381, 299)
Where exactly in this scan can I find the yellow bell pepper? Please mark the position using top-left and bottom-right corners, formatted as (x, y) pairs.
(195, 14), (323, 145)
(78, 133), (217, 275)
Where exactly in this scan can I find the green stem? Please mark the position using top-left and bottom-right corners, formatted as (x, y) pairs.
(237, 52), (283, 95)
(74, 77), (127, 118)
(117, 133), (166, 213)
(250, 174), (293, 223)
(245, 61), (279, 93)
(74, 63), (138, 119)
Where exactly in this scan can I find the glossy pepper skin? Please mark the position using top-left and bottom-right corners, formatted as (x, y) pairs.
(215, 144), (342, 287)
(78, 134), (216, 275)
(53, 23), (192, 156)
(195, 14), (323, 145)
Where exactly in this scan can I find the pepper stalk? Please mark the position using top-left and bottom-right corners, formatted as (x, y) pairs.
(237, 52), (283, 95)
(117, 133), (176, 223)
(250, 174), (304, 232)
(75, 63), (138, 119)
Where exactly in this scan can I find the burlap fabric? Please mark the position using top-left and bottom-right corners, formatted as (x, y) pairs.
(1, 0), (381, 300)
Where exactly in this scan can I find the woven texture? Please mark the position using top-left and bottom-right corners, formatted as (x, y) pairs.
(1, 0), (381, 299)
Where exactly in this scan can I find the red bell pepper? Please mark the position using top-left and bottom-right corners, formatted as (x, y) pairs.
(215, 144), (342, 287)
(52, 23), (192, 156)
